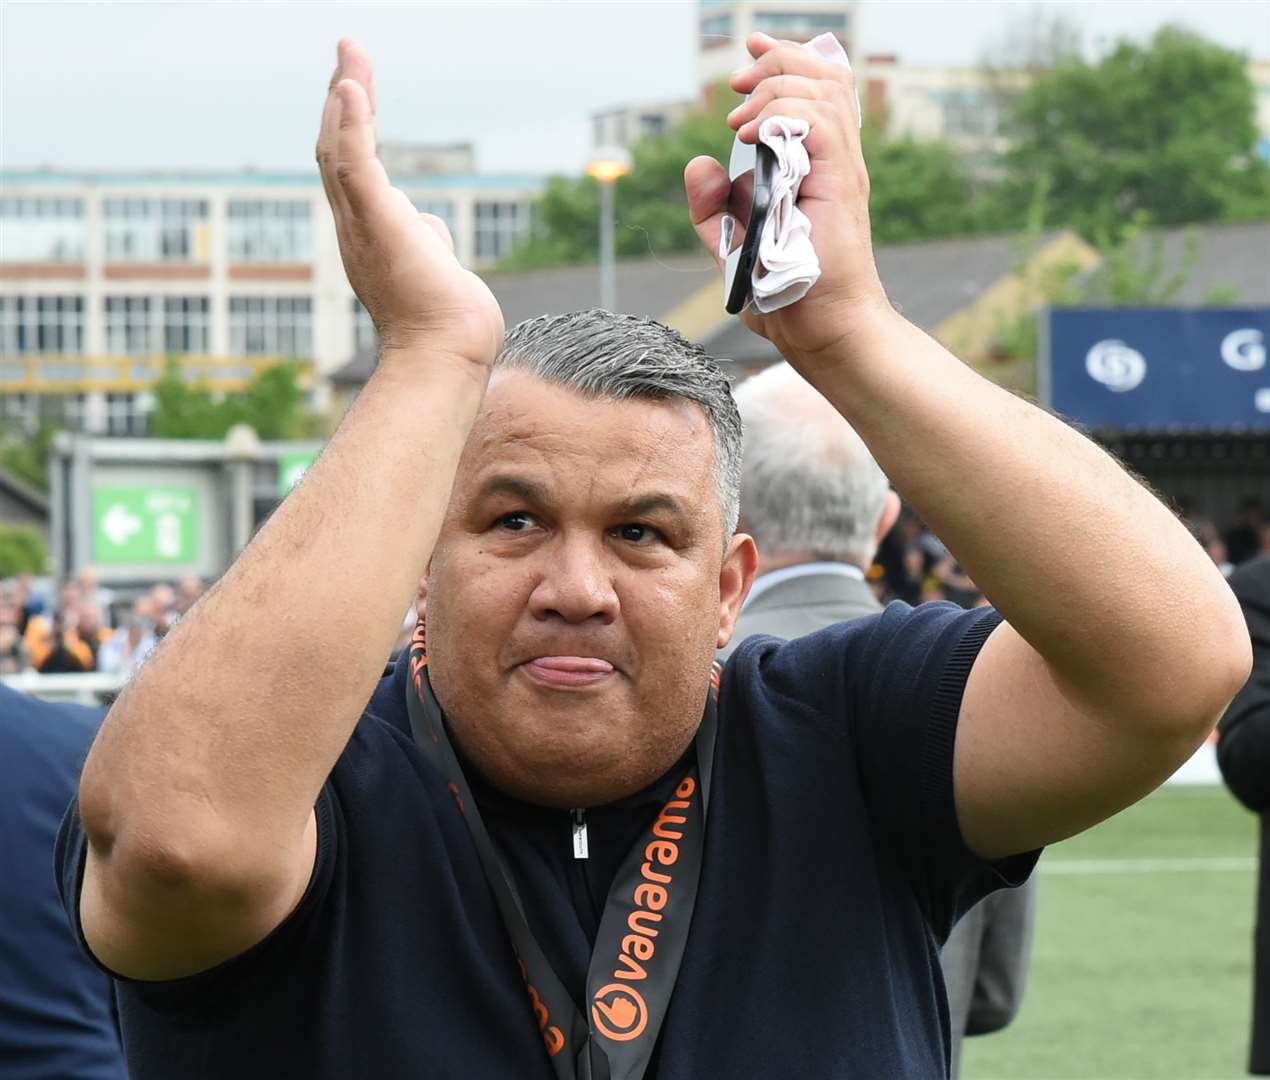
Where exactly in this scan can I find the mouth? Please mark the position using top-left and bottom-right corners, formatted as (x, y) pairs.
(520, 655), (615, 689)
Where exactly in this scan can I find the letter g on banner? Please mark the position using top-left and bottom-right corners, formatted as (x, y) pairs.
(1221, 328), (1266, 372)
(1086, 339), (1147, 392)
(592, 984), (649, 1042)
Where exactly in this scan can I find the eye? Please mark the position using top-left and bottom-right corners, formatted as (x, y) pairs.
(614, 523), (661, 545)
(497, 511), (537, 532)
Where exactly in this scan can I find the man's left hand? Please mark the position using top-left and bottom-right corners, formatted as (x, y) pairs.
(685, 32), (891, 368)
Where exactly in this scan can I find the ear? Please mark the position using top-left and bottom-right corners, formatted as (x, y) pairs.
(716, 533), (760, 650)
(875, 490), (901, 547)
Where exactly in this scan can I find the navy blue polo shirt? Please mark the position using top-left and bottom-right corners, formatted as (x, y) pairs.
(1, 685), (126, 1080)
(57, 601), (1037, 1079)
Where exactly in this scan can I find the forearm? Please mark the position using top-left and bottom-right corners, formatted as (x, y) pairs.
(802, 304), (1246, 728)
(80, 356), (488, 870)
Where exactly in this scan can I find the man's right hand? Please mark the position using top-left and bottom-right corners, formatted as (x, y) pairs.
(317, 40), (504, 368)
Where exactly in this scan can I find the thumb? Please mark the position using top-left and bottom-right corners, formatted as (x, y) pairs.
(684, 155), (731, 272)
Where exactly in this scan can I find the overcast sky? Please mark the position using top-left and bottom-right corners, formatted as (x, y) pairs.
(2, 1), (1267, 177)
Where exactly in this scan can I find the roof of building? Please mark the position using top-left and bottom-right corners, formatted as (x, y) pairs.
(704, 230), (1052, 365)
(331, 254), (719, 385)
(329, 220), (1270, 385)
(1077, 220), (1270, 307)
(0, 467), (50, 521)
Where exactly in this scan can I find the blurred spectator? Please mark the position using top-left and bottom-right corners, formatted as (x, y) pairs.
(77, 567), (117, 628)
(35, 617), (89, 674)
(149, 584), (178, 638)
(0, 684), (127, 1079)
(175, 575), (205, 615)
(75, 605), (112, 669)
(97, 615), (157, 679)
(1191, 518), (1235, 577)
(1215, 554), (1270, 1076)
(1226, 499), (1267, 568)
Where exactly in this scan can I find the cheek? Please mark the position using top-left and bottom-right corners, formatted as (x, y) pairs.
(619, 568), (721, 664)
(428, 547), (531, 656)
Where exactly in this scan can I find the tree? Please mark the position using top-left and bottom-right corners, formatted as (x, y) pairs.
(0, 524), (47, 576)
(0, 420), (58, 492)
(861, 126), (982, 244)
(147, 358), (317, 440)
(504, 87), (986, 267)
(501, 89), (739, 270)
(998, 26), (1270, 240)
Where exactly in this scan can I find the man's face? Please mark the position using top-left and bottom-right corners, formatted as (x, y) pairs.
(424, 371), (755, 808)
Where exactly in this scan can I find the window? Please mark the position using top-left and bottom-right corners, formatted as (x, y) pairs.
(103, 198), (209, 262)
(229, 297), (312, 357)
(227, 199), (313, 262)
(164, 297), (211, 353)
(410, 198), (457, 239)
(639, 114), (667, 138)
(61, 393), (89, 432)
(938, 89), (1008, 140)
(0, 295), (85, 353)
(0, 393), (39, 434)
(474, 201), (529, 262)
(105, 296), (159, 355)
(701, 13), (733, 38)
(0, 197), (86, 262)
(753, 11), (847, 34)
(352, 298), (376, 354)
(105, 392), (150, 436)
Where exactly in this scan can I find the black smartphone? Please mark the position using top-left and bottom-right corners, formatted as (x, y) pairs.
(724, 138), (777, 315)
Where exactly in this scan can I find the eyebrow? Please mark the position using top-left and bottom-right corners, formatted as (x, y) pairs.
(472, 474), (552, 506)
(472, 475), (693, 524)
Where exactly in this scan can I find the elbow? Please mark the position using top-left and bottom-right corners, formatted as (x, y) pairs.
(1168, 600), (1253, 742)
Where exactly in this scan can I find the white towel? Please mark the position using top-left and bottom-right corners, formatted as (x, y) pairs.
(743, 32), (857, 315)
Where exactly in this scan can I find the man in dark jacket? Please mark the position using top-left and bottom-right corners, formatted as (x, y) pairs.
(1217, 554), (1270, 1075)
(0, 684), (126, 1079)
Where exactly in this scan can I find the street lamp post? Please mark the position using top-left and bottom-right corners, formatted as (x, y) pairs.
(586, 147), (633, 312)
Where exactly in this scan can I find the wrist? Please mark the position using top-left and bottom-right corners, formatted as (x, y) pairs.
(784, 291), (903, 377)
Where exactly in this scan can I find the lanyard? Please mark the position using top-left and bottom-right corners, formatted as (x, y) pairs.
(404, 624), (718, 1080)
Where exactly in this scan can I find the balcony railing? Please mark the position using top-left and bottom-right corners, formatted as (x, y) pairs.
(0, 354), (314, 393)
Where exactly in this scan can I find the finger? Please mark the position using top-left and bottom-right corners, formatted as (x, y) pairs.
(727, 75), (830, 131)
(731, 39), (854, 95)
(334, 78), (393, 222)
(736, 96), (850, 154)
(336, 38), (378, 115)
(745, 31), (781, 61)
(317, 63), (353, 226)
(684, 155), (731, 272)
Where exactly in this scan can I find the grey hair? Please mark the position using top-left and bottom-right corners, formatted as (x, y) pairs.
(494, 310), (742, 536)
(733, 363), (889, 567)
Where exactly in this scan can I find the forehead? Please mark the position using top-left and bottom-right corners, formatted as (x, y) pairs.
(456, 370), (717, 500)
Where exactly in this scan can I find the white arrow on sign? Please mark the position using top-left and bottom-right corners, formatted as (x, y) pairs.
(101, 503), (143, 546)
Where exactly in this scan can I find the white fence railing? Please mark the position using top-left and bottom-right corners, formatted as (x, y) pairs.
(2, 672), (125, 706)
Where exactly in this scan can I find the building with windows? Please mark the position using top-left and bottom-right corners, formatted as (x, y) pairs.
(698, 0), (856, 90)
(0, 165), (541, 435)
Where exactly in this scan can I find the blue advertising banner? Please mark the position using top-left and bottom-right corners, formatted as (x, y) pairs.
(1044, 308), (1270, 430)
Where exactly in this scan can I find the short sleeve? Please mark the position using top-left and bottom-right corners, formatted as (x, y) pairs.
(738, 600), (1038, 941)
(54, 784), (341, 1004)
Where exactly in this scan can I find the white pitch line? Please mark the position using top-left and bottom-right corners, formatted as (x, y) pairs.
(1041, 856), (1255, 875)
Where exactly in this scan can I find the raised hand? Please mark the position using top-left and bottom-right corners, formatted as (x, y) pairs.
(317, 40), (504, 368)
(685, 33), (890, 367)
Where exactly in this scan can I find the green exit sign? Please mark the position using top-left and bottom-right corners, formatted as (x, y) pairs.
(92, 486), (201, 565)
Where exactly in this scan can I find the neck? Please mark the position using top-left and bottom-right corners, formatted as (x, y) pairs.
(756, 551), (867, 577)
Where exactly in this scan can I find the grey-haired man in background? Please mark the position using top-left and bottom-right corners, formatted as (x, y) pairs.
(723, 362), (1037, 1077)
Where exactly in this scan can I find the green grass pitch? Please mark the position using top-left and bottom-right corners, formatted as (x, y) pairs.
(961, 785), (1260, 1080)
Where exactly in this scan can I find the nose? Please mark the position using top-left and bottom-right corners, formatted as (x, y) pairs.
(527, 534), (619, 625)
